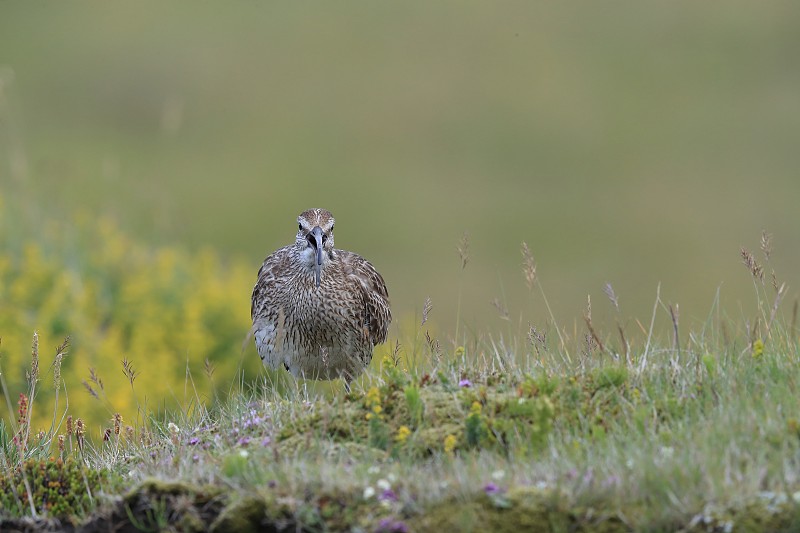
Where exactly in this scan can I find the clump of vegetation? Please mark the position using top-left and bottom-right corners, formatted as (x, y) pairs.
(0, 457), (105, 519)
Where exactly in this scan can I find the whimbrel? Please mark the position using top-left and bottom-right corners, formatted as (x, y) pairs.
(251, 208), (391, 387)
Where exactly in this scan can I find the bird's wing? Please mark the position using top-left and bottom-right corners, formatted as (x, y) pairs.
(341, 251), (391, 345)
(251, 246), (291, 320)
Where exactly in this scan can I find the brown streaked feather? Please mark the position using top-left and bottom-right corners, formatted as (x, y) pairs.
(250, 210), (391, 383)
(340, 251), (391, 345)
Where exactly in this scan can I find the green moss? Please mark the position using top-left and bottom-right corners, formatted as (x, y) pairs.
(274, 378), (556, 457)
(210, 496), (270, 533)
(408, 487), (628, 533)
(121, 479), (226, 533)
(0, 457), (107, 519)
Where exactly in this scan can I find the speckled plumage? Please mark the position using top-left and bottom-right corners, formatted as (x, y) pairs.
(251, 209), (391, 383)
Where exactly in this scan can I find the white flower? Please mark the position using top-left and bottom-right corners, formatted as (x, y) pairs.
(238, 449), (249, 458)
(368, 466), (380, 475)
(363, 486), (375, 499)
(387, 473), (397, 483)
(377, 479), (391, 491)
(491, 470), (505, 481)
(168, 422), (180, 434)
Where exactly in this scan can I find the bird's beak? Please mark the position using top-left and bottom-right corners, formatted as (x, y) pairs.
(308, 226), (324, 288)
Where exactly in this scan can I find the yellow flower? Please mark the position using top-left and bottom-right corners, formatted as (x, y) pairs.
(365, 386), (381, 408)
(469, 401), (482, 416)
(395, 425), (411, 445)
(443, 434), (457, 455)
(752, 339), (764, 359)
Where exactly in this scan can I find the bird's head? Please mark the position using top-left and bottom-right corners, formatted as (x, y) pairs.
(295, 208), (335, 288)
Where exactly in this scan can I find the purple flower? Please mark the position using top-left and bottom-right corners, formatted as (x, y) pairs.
(483, 482), (501, 495)
(602, 475), (619, 489)
(459, 379), (472, 388)
(188, 437), (200, 446)
(376, 518), (409, 533)
(261, 437), (272, 447)
(242, 414), (264, 429)
(237, 436), (251, 446)
(379, 489), (398, 502)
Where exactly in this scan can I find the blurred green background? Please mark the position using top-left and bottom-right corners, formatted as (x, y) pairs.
(1, 2), (799, 400)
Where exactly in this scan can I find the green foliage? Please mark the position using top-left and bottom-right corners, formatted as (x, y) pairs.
(702, 353), (717, 376)
(403, 384), (423, 428)
(593, 366), (628, 389)
(464, 401), (487, 448)
(222, 451), (251, 479)
(368, 416), (389, 450)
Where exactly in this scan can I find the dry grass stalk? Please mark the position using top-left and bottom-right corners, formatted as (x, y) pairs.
(421, 297), (432, 326)
(457, 232), (470, 270)
(491, 297), (509, 321)
(82, 380), (99, 399)
(760, 230), (772, 260)
(603, 283), (620, 312)
(28, 331), (39, 389)
(88, 367), (104, 391)
(391, 340), (402, 367)
(766, 282), (787, 337)
(53, 336), (70, 390)
(204, 357), (216, 379)
(521, 242), (537, 290)
(75, 418), (85, 453)
(583, 295), (606, 355)
(669, 303), (680, 355)
(527, 325), (546, 356)
(617, 324), (629, 362)
(122, 357), (139, 388)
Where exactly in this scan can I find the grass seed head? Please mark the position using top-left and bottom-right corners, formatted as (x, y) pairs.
(421, 296), (432, 326)
(28, 331), (39, 386)
(521, 241), (537, 290)
(457, 232), (470, 270)
(760, 230), (772, 260)
(740, 247), (764, 281)
(603, 283), (620, 312)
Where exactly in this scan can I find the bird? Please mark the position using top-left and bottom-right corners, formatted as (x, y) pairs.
(251, 208), (391, 388)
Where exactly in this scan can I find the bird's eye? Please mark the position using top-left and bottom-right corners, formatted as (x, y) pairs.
(331, 225), (334, 231)
(298, 224), (302, 230)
